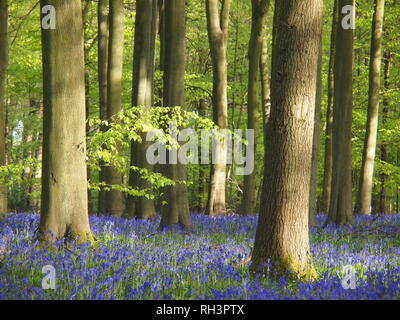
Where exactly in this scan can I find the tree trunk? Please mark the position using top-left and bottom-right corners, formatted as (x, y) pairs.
(97, 0), (109, 214)
(240, 0), (271, 216)
(205, 0), (231, 216)
(251, 0), (323, 279)
(321, 0), (338, 214)
(0, 0), (8, 214)
(105, 0), (125, 217)
(159, 0), (191, 230)
(309, 49), (322, 227)
(125, 0), (157, 220)
(355, 0), (385, 215)
(260, 26), (270, 136)
(197, 99), (207, 213)
(326, 0), (355, 226)
(379, 51), (392, 214)
(39, 0), (92, 242)
(82, 1), (93, 215)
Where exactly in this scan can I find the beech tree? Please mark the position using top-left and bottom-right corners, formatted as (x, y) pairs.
(205, 0), (231, 216)
(251, 0), (323, 278)
(355, 0), (385, 215)
(125, 0), (158, 219)
(159, 0), (191, 229)
(39, 0), (92, 241)
(321, 0), (338, 214)
(0, 0), (8, 214)
(240, 0), (271, 216)
(97, 0), (109, 214)
(105, 0), (125, 217)
(379, 51), (392, 214)
(327, 0), (355, 225)
(309, 51), (322, 227)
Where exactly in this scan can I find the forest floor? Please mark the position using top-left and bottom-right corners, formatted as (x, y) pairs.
(0, 213), (399, 299)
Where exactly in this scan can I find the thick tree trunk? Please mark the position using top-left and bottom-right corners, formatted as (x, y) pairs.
(355, 0), (385, 215)
(0, 0), (8, 214)
(39, 0), (92, 241)
(327, 0), (355, 226)
(240, 0), (271, 216)
(379, 51), (392, 214)
(321, 0), (338, 214)
(105, 0), (125, 217)
(205, 0), (231, 216)
(159, 0), (191, 230)
(251, 0), (323, 279)
(97, 0), (109, 214)
(125, 0), (157, 220)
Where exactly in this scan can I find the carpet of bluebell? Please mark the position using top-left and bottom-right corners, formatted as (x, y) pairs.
(0, 213), (399, 300)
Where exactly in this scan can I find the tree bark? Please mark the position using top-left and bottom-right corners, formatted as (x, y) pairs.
(260, 26), (270, 136)
(356, 0), (385, 215)
(326, 0), (355, 226)
(379, 51), (392, 214)
(0, 0), (8, 214)
(196, 98), (207, 213)
(205, 0), (231, 216)
(321, 0), (338, 214)
(309, 48), (322, 227)
(97, 0), (109, 214)
(240, 0), (271, 216)
(125, 0), (157, 220)
(82, 0), (92, 215)
(251, 0), (323, 279)
(39, 0), (92, 241)
(105, 0), (125, 217)
(159, 0), (191, 230)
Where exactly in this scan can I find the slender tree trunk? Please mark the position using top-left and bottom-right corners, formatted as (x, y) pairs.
(355, 0), (385, 215)
(260, 27), (270, 136)
(125, 0), (157, 220)
(159, 0), (191, 230)
(105, 0), (125, 217)
(205, 0), (231, 216)
(251, 0), (323, 279)
(97, 0), (109, 214)
(257, 24), (271, 213)
(0, 0), (8, 214)
(321, 0), (338, 214)
(327, 0), (355, 226)
(82, 1), (93, 215)
(240, 0), (271, 216)
(309, 49), (322, 227)
(39, 0), (92, 241)
(197, 98), (207, 213)
(379, 51), (392, 214)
